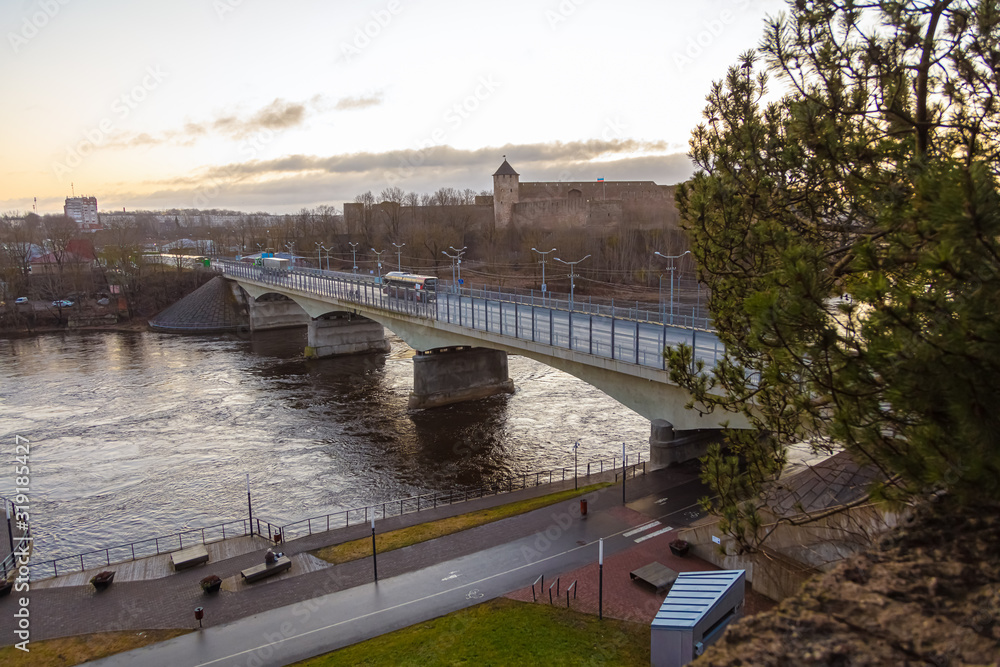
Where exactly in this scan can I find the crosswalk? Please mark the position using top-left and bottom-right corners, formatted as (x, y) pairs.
(624, 520), (674, 543)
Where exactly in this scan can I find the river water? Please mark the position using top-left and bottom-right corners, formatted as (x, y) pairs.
(0, 329), (649, 567)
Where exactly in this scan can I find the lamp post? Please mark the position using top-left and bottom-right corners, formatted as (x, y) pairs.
(531, 247), (556, 298)
(284, 242), (295, 268)
(598, 538), (604, 620)
(393, 242), (406, 272)
(371, 248), (386, 282)
(573, 441), (580, 490)
(371, 515), (378, 583)
(349, 242), (359, 274)
(320, 244), (331, 271)
(441, 246), (466, 294)
(553, 254), (590, 311)
(315, 242), (323, 270)
(654, 250), (691, 325)
(246, 473), (253, 536)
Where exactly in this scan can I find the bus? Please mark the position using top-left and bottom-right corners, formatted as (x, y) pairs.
(383, 272), (438, 302)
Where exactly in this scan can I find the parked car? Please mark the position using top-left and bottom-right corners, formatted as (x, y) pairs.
(52, 299), (74, 308)
(15, 297), (28, 304)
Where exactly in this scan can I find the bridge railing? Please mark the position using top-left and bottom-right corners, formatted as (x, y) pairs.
(218, 260), (723, 371)
(276, 453), (647, 542)
(1, 496), (31, 584)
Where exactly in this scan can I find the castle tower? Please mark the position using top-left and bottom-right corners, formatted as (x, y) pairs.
(492, 157), (519, 228)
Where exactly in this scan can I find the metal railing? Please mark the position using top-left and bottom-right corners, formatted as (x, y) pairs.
(29, 452), (646, 581)
(277, 453), (646, 541)
(1, 496), (30, 584)
(29, 517), (279, 581)
(217, 260), (723, 373)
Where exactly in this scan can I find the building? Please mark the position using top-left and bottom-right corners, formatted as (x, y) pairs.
(344, 159), (679, 232)
(64, 196), (101, 232)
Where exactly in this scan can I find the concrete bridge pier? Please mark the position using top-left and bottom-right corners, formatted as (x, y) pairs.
(408, 346), (515, 410)
(248, 294), (311, 331)
(305, 313), (390, 358)
(649, 419), (723, 467)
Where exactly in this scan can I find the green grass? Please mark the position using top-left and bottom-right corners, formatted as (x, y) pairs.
(0, 630), (192, 666)
(312, 482), (611, 565)
(290, 598), (650, 666)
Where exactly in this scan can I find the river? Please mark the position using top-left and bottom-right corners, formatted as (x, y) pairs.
(0, 328), (649, 567)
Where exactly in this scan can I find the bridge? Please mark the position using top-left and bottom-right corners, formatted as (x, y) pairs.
(217, 260), (749, 465)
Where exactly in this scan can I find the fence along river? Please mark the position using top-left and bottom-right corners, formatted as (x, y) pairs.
(0, 327), (650, 577)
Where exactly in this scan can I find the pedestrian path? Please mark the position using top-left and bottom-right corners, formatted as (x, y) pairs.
(0, 463), (710, 665)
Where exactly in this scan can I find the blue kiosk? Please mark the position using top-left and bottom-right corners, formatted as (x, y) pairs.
(650, 570), (746, 666)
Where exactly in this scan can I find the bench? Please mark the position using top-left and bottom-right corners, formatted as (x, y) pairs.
(630, 562), (678, 593)
(170, 545), (209, 571)
(240, 556), (291, 583)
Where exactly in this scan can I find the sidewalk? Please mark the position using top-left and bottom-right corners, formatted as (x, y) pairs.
(0, 463), (712, 653)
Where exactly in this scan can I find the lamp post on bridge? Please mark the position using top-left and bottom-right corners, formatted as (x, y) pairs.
(531, 247), (556, 300)
(654, 250), (691, 325)
(349, 242), (359, 274)
(285, 242), (296, 268)
(393, 242), (406, 272)
(371, 248), (386, 283)
(553, 254), (590, 311)
(315, 242), (324, 271)
(441, 246), (466, 294)
(320, 244), (331, 271)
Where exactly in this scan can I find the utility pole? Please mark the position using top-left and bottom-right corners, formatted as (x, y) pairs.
(654, 250), (691, 325)
(393, 242), (405, 272)
(441, 246), (466, 294)
(553, 254), (590, 311)
(371, 248), (386, 282)
(349, 242), (359, 274)
(531, 247), (556, 298)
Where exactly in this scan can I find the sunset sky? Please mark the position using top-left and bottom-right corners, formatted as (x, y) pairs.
(1, 0), (787, 215)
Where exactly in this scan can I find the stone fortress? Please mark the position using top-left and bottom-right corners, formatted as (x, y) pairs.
(345, 158), (679, 230)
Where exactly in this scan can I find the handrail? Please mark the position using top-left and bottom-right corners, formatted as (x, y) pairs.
(276, 453), (646, 542)
(29, 517), (280, 581)
(29, 451), (645, 581)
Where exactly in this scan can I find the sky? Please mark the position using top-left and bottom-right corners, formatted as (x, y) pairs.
(0, 0), (789, 215)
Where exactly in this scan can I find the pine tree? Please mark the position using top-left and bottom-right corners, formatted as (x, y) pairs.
(673, 0), (1000, 552)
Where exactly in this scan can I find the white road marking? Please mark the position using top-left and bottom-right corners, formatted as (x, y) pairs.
(623, 521), (660, 537)
(634, 526), (673, 543)
(441, 571), (460, 581)
(654, 497), (670, 505)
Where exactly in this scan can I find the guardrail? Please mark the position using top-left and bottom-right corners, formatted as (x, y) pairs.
(277, 453), (647, 542)
(1, 496), (30, 584)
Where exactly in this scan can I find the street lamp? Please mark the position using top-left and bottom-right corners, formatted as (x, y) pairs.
(371, 248), (386, 282)
(573, 441), (580, 490)
(441, 246), (466, 294)
(654, 250), (691, 325)
(393, 242), (406, 272)
(531, 247), (556, 297)
(285, 242), (295, 268)
(348, 242), (359, 274)
(320, 244), (331, 271)
(315, 242), (324, 270)
(553, 254), (590, 310)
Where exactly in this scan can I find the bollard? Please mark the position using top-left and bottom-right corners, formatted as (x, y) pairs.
(580, 499), (588, 518)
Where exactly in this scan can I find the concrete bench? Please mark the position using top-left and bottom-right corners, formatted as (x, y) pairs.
(170, 545), (209, 571)
(240, 556), (291, 583)
(630, 562), (678, 593)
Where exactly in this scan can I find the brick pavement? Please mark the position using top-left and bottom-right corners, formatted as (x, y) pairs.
(0, 463), (711, 643)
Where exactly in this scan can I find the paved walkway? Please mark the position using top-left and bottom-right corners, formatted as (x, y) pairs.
(0, 463), (747, 664)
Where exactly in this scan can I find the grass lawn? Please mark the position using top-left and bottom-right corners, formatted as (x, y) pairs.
(290, 598), (650, 666)
(312, 482), (611, 565)
(0, 629), (192, 666)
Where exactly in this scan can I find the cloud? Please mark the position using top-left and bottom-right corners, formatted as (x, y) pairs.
(334, 93), (383, 111)
(102, 142), (695, 213)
